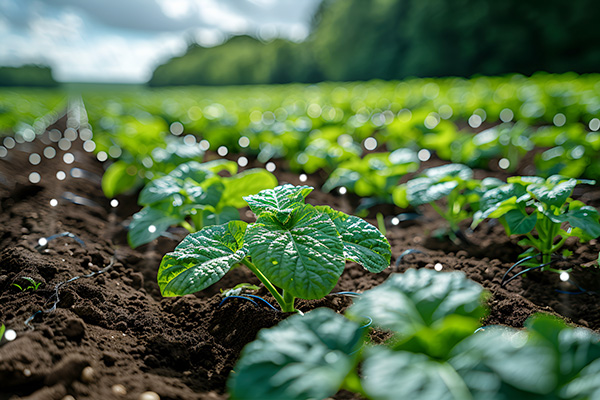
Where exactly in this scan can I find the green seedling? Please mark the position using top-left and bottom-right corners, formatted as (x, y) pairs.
(229, 269), (600, 400)
(323, 149), (420, 208)
(12, 277), (42, 291)
(0, 324), (5, 340)
(220, 283), (260, 297)
(128, 160), (277, 248)
(473, 175), (600, 269)
(157, 184), (391, 312)
(393, 163), (502, 241)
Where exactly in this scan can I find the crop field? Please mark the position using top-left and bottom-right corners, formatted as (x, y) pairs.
(2, 73), (600, 399)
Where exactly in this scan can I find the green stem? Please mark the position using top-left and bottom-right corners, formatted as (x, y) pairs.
(376, 212), (386, 236)
(341, 371), (368, 398)
(180, 220), (195, 233)
(241, 259), (291, 311)
(281, 290), (297, 313)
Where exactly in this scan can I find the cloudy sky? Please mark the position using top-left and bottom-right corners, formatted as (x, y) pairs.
(0, 0), (322, 83)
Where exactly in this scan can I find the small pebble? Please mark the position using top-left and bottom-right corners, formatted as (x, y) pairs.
(81, 366), (95, 383)
(112, 384), (127, 397)
(23, 368), (31, 377)
(139, 391), (160, 400)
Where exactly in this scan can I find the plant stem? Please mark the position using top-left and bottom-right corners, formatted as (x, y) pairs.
(376, 212), (386, 236)
(181, 220), (195, 233)
(241, 259), (291, 311)
(282, 290), (296, 313)
(341, 371), (368, 398)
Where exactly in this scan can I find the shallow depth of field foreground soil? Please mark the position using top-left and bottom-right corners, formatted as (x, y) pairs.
(2, 115), (600, 400)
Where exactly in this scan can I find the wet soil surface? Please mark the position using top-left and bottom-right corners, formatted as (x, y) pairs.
(1, 114), (600, 400)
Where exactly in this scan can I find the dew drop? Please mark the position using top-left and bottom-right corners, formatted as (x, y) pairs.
(237, 156), (248, 167)
(217, 146), (228, 156)
(38, 237), (48, 247)
(363, 137), (377, 151)
(4, 329), (17, 341)
(299, 173), (308, 182)
(238, 136), (250, 148)
(28, 172), (41, 184)
(434, 263), (443, 271)
(199, 140), (210, 151)
(63, 153), (75, 164)
(50, 199), (58, 207)
(111, 199), (119, 208)
(43, 146), (56, 159)
(560, 271), (570, 282)
(338, 186), (347, 195)
(148, 225), (157, 233)
(391, 217), (400, 225)
(418, 149), (431, 162)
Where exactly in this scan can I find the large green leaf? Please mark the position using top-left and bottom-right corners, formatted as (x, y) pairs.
(244, 184), (313, 215)
(450, 326), (555, 397)
(246, 204), (345, 299)
(473, 183), (528, 225)
(139, 176), (182, 206)
(528, 178), (577, 208)
(128, 205), (183, 248)
(101, 160), (141, 198)
(169, 161), (211, 182)
(406, 177), (458, 205)
(316, 206), (391, 272)
(561, 359), (600, 399)
(170, 160), (236, 180)
(424, 163), (473, 181)
(220, 168), (278, 209)
(157, 221), (247, 296)
(555, 206), (600, 240)
(362, 347), (470, 400)
(228, 308), (364, 400)
(504, 209), (537, 235)
(525, 315), (600, 385)
(347, 269), (485, 336)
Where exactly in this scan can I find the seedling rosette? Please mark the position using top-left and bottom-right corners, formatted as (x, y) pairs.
(473, 175), (600, 280)
(393, 163), (502, 242)
(157, 184), (391, 312)
(128, 160), (277, 248)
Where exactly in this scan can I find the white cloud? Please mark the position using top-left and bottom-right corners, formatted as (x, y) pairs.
(0, 0), (322, 82)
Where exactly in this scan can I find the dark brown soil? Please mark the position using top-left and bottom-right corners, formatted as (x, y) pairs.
(1, 114), (600, 400)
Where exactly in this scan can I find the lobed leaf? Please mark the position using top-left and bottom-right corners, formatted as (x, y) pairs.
(316, 205), (391, 273)
(362, 347), (468, 400)
(347, 269), (485, 336)
(139, 176), (183, 206)
(220, 168), (278, 209)
(503, 209), (537, 235)
(228, 308), (363, 400)
(528, 178), (577, 208)
(128, 206), (183, 248)
(406, 177), (459, 205)
(244, 184), (313, 215)
(101, 160), (140, 198)
(246, 204), (344, 299)
(157, 221), (248, 296)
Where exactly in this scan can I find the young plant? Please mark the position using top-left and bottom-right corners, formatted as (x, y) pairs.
(322, 149), (420, 210)
(393, 163), (502, 241)
(128, 160), (277, 248)
(12, 277), (42, 291)
(157, 184), (391, 312)
(473, 175), (600, 268)
(228, 269), (600, 400)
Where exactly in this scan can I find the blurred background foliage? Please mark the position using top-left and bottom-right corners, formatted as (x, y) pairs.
(150, 0), (600, 86)
(0, 65), (58, 87)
